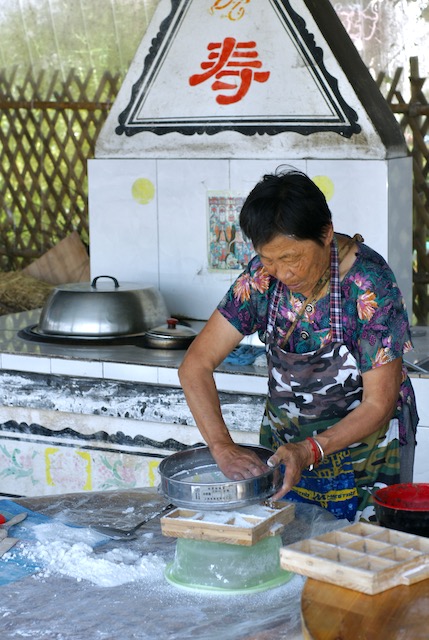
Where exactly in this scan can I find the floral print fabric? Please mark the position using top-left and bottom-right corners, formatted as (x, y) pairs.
(218, 238), (418, 445)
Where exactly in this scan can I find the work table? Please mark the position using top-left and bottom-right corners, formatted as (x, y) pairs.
(2, 489), (429, 639)
(301, 576), (429, 639)
(1, 488), (343, 640)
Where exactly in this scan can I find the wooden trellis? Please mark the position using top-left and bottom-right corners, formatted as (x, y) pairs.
(0, 60), (428, 323)
(0, 67), (121, 270)
(377, 57), (429, 325)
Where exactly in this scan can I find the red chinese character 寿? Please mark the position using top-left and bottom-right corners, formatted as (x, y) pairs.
(189, 37), (270, 105)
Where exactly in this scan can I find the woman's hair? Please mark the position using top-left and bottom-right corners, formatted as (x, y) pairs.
(239, 168), (332, 249)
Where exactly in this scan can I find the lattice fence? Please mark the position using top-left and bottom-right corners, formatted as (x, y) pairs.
(377, 57), (429, 325)
(0, 61), (428, 322)
(0, 67), (121, 270)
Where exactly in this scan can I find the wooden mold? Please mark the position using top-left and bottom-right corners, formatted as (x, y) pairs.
(280, 522), (429, 595)
(160, 501), (295, 546)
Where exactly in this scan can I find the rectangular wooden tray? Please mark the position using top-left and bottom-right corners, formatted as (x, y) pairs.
(280, 522), (429, 594)
(160, 501), (295, 546)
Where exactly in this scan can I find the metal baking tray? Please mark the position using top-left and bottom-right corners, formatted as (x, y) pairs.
(158, 445), (282, 510)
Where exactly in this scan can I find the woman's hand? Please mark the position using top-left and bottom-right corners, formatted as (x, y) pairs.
(267, 440), (314, 500)
(267, 359), (403, 501)
(178, 313), (270, 481)
(212, 442), (269, 480)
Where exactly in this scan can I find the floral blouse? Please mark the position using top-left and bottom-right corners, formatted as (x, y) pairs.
(218, 239), (419, 445)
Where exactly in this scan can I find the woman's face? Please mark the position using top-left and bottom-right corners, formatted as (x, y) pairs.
(257, 229), (333, 297)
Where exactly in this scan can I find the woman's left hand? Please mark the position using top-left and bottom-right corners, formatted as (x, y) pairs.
(268, 440), (313, 500)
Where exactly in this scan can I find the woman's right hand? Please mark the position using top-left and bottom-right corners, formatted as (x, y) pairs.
(178, 311), (270, 481)
(211, 442), (270, 480)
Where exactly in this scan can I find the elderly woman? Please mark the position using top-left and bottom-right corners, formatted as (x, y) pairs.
(178, 169), (419, 522)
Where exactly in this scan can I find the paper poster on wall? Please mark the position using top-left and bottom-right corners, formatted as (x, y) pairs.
(207, 191), (254, 271)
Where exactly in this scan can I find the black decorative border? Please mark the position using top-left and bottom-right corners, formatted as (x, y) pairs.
(116, 0), (360, 138)
(0, 420), (203, 455)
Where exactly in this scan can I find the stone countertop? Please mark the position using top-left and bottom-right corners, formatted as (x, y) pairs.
(0, 488), (346, 640)
(0, 311), (427, 392)
(0, 309), (269, 394)
(0, 308), (204, 369)
(0, 311), (268, 446)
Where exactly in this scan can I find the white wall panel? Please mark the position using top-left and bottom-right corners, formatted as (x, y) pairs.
(88, 159), (159, 286)
(157, 159), (232, 319)
(229, 159), (307, 195)
(305, 159), (388, 256)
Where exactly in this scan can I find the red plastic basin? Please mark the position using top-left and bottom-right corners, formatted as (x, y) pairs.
(373, 483), (429, 537)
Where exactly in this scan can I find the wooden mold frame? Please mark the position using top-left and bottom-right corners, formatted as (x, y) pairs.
(280, 522), (429, 595)
(160, 501), (295, 546)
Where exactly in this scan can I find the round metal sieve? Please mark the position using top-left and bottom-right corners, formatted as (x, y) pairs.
(158, 445), (282, 510)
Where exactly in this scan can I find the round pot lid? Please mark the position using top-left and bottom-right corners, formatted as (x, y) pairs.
(373, 483), (429, 511)
(37, 275), (169, 338)
(145, 318), (197, 339)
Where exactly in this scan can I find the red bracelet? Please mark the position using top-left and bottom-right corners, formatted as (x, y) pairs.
(306, 436), (320, 470)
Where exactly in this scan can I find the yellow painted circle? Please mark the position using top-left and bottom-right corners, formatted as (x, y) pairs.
(131, 178), (155, 205)
(312, 175), (335, 202)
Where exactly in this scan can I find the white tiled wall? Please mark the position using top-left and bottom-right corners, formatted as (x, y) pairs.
(89, 157), (412, 321)
(88, 160), (160, 287)
(307, 159), (387, 254)
(157, 159), (232, 318)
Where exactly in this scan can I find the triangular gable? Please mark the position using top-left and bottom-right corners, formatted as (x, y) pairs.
(96, 0), (406, 159)
(116, 0), (360, 137)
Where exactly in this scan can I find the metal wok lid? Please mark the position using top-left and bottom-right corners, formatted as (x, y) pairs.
(158, 445), (282, 510)
(36, 275), (169, 338)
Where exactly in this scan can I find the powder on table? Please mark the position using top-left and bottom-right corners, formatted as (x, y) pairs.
(9, 521), (166, 588)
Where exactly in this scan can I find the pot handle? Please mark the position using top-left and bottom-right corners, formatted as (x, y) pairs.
(91, 275), (120, 289)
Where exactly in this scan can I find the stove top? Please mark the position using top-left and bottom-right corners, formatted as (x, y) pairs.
(0, 309), (201, 369)
(18, 323), (149, 347)
(0, 309), (427, 377)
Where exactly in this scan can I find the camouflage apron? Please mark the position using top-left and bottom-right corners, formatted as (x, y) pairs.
(260, 240), (400, 522)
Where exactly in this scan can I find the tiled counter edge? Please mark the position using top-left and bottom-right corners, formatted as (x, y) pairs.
(1, 350), (428, 496)
(0, 359), (267, 498)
